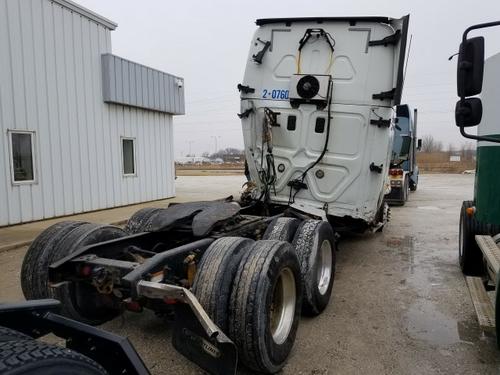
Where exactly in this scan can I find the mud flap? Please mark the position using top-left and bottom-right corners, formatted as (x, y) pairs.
(136, 280), (238, 375)
(172, 304), (238, 375)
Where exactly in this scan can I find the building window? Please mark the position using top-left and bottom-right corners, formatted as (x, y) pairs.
(9, 130), (36, 184)
(122, 137), (136, 176)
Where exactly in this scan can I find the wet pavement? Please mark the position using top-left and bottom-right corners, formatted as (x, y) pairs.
(1, 174), (500, 374)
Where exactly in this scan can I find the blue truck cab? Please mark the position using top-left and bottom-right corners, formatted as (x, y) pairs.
(385, 104), (420, 205)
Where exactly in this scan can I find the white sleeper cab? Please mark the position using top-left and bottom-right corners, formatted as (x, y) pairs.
(239, 16), (410, 230)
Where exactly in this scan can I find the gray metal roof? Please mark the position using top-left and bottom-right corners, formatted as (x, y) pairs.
(52, 0), (118, 30)
(102, 54), (185, 115)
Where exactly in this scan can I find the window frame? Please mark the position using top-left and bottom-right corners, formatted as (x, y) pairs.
(8, 129), (37, 185)
(121, 136), (137, 177)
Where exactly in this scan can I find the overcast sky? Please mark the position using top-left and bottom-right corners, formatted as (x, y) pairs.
(78, 0), (500, 156)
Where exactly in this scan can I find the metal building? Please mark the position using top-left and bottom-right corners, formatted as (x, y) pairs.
(0, 0), (184, 226)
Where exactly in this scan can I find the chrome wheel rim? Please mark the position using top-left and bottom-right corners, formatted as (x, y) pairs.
(270, 267), (296, 345)
(317, 240), (332, 295)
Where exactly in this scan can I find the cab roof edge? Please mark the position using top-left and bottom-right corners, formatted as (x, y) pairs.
(255, 16), (393, 26)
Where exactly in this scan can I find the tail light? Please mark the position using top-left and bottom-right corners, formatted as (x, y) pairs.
(389, 168), (404, 176)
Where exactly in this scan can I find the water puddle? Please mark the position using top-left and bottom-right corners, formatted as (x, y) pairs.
(406, 299), (479, 346)
(386, 235), (415, 273)
(406, 300), (460, 346)
(384, 235), (482, 347)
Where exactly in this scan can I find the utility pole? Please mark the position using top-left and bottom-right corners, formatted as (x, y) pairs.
(211, 136), (217, 154)
(187, 141), (194, 156)
(211, 136), (222, 154)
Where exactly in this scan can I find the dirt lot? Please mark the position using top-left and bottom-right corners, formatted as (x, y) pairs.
(417, 152), (475, 173)
(1, 174), (500, 374)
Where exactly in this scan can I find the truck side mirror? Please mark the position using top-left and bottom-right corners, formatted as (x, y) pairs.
(455, 98), (482, 127)
(457, 37), (484, 97)
(417, 139), (422, 151)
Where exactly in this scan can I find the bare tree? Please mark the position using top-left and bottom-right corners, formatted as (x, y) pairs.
(421, 135), (439, 152)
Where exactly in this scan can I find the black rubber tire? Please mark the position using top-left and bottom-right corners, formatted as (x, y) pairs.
(262, 217), (301, 242)
(124, 207), (162, 234)
(21, 221), (88, 300)
(292, 220), (336, 316)
(229, 240), (301, 374)
(0, 339), (107, 375)
(50, 223), (127, 325)
(403, 176), (409, 202)
(459, 201), (500, 276)
(191, 237), (254, 332)
(409, 179), (417, 192)
(459, 201), (487, 276)
(0, 327), (31, 343)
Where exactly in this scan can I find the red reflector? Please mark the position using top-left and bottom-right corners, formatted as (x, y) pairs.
(80, 265), (92, 277)
(164, 298), (178, 305)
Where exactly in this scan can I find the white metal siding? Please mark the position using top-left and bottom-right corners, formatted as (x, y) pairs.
(0, 0), (176, 226)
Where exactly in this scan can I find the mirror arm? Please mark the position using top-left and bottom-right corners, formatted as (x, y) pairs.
(463, 21), (500, 42)
(459, 126), (500, 143)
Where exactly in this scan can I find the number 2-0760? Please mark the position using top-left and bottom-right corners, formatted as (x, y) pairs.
(262, 89), (289, 100)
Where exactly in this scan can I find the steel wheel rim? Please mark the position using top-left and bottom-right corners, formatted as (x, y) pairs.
(270, 267), (296, 345)
(317, 240), (332, 295)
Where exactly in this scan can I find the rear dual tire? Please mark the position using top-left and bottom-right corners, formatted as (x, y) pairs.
(124, 207), (162, 234)
(191, 237), (253, 332)
(264, 218), (336, 316)
(263, 217), (301, 242)
(292, 220), (336, 316)
(21, 221), (84, 300)
(229, 240), (301, 374)
(193, 238), (301, 374)
(21, 221), (127, 325)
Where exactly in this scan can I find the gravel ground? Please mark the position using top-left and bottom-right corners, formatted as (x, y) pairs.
(1, 174), (499, 374)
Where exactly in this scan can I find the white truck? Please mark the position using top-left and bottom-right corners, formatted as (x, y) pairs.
(5, 16), (410, 375)
(240, 16), (409, 231)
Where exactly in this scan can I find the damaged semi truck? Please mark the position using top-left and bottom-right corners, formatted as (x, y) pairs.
(0, 16), (409, 375)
